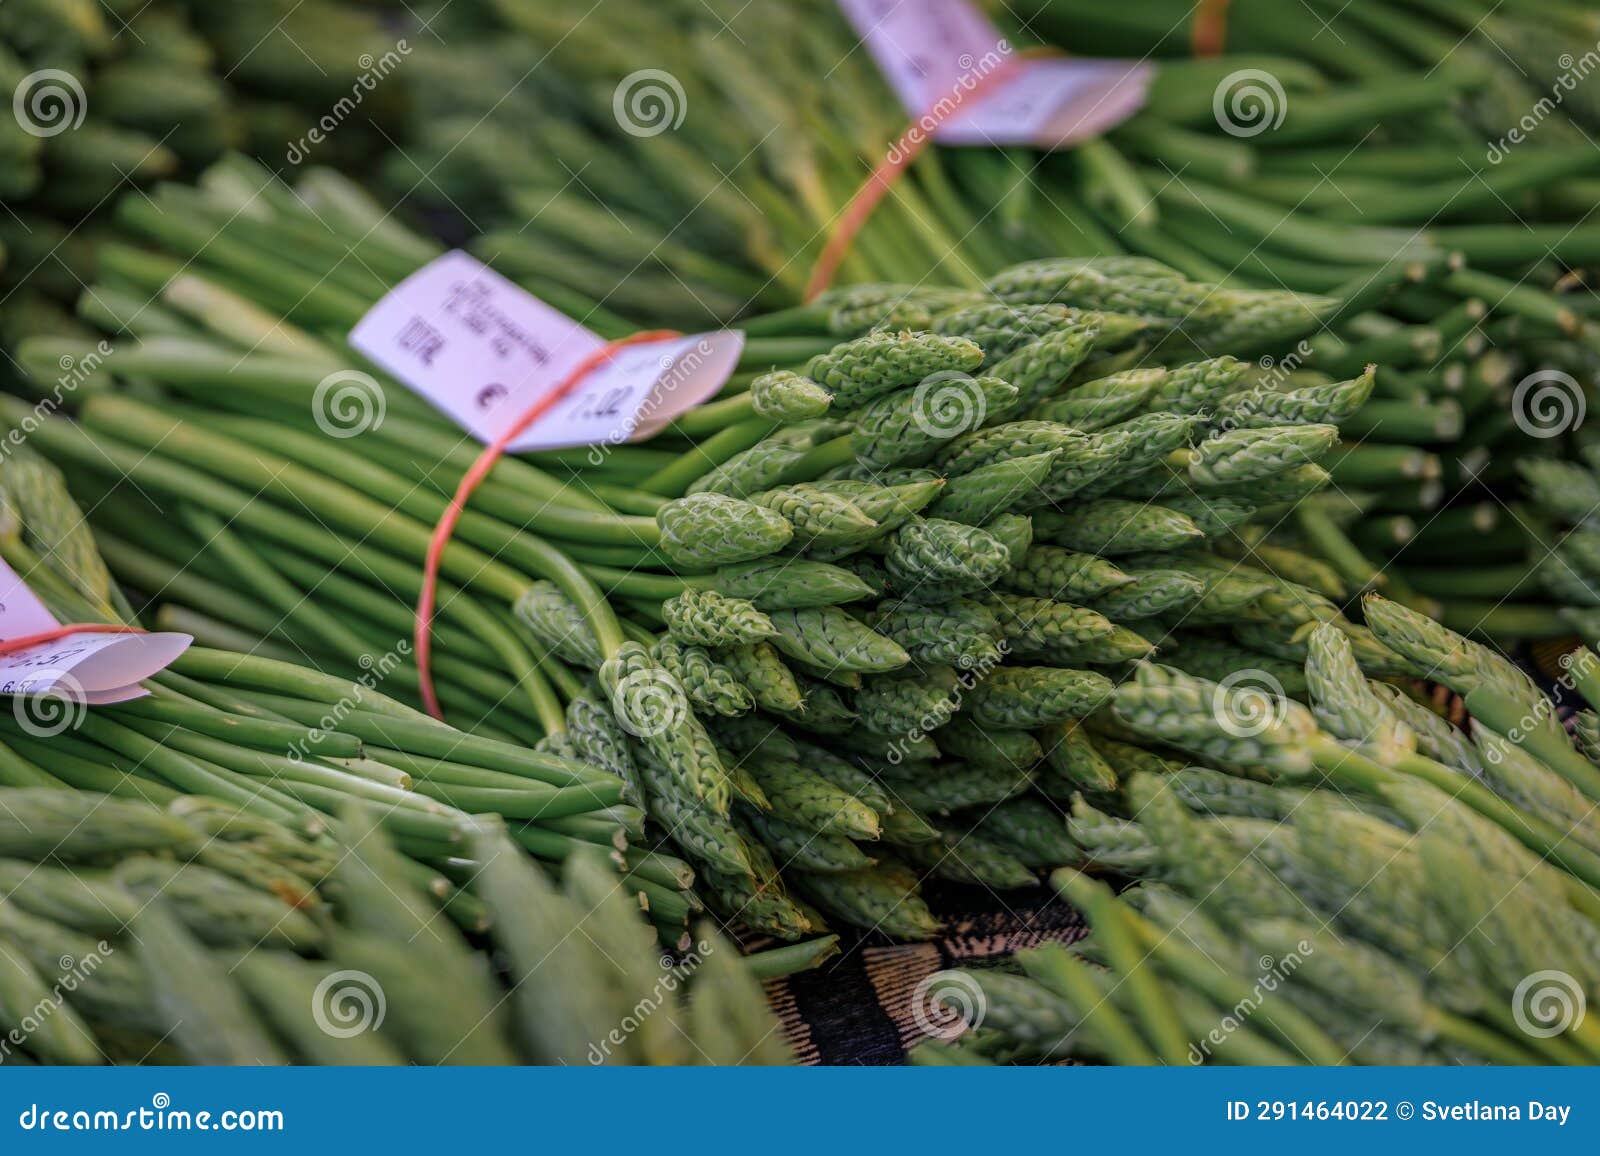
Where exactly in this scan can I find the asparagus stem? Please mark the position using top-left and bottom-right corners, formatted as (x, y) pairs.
(1294, 505), (1386, 593)
(775, 435), (856, 485)
(1401, 565), (1535, 600)
(1436, 601), (1572, 641)
(1057, 870), (1191, 1065)
(1099, 888), (1348, 1066)
(737, 336), (838, 370)
(668, 392), (758, 437)
(741, 936), (842, 980)
(640, 418), (779, 496)
(1310, 737), (1600, 898)
(1430, 1011), (1543, 1066)
(1017, 939), (1160, 1065)
(1462, 684), (1600, 802)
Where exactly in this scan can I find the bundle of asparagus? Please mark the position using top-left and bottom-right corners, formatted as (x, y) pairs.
(912, 604), (1600, 1066)
(0, 440), (722, 950)
(996, 0), (1600, 608)
(0, 787), (336, 1065)
(376, 0), (1600, 624)
(0, 792), (792, 1065)
(11, 155), (1456, 945)
(384, 0), (1299, 325)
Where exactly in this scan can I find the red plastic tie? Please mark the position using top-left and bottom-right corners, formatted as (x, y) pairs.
(415, 329), (681, 721)
(1191, 0), (1232, 57)
(804, 46), (1055, 303)
(0, 623), (144, 658)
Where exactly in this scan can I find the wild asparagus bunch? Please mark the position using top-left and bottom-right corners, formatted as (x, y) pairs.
(915, 606), (1600, 1065)
(373, 0), (1600, 628)
(0, 793), (794, 1066)
(0, 787), (334, 1065)
(11, 157), (1450, 945)
(996, 0), (1600, 619)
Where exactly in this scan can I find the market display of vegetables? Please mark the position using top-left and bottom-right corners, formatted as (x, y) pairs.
(2, 0), (1600, 1070)
(13, 154), (1426, 941)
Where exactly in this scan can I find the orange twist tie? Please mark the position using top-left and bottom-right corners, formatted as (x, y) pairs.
(803, 45), (1057, 303)
(415, 329), (681, 721)
(0, 624), (144, 658)
(1190, 0), (1232, 58)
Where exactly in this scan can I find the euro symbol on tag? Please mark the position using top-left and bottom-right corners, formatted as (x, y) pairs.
(475, 383), (510, 410)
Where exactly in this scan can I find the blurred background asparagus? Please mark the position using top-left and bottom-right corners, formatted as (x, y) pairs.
(0, 0), (403, 358)
(0, 790), (796, 1065)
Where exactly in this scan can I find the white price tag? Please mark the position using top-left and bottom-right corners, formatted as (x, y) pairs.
(938, 57), (1153, 147)
(837, 0), (999, 113)
(349, 251), (743, 452)
(0, 561), (190, 702)
(836, 0), (1151, 147)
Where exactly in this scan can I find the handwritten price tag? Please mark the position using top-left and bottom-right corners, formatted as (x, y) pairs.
(0, 561), (190, 703)
(350, 251), (743, 452)
(838, 0), (998, 112)
(836, 0), (1151, 147)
